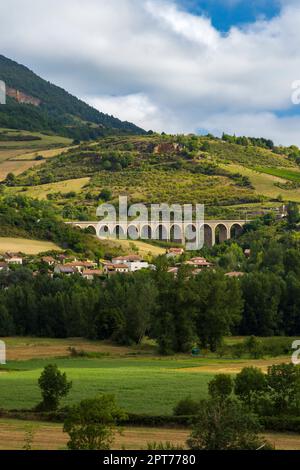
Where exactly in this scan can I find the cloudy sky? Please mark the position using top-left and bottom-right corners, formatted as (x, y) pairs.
(1, 0), (300, 145)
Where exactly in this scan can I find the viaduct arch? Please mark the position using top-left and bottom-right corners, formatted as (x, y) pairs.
(68, 219), (248, 247)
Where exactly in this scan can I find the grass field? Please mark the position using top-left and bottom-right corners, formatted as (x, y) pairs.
(0, 337), (292, 414)
(0, 237), (61, 254)
(0, 356), (214, 413)
(0, 130), (72, 181)
(0, 160), (44, 181)
(9, 146), (75, 161)
(0, 129), (71, 150)
(101, 238), (165, 257)
(255, 166), (300, 183)
(221, 163), (300, 202)
(0, 419), (298, 450)
(6, 178), (90, 199)
(0, 337), (296, 450)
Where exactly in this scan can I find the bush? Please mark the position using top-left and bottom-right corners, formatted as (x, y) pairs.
(125, 413), (194, 427)
(187, 399), (270, 450)
(244, 336), (264, 359)
(147, 442), (184, 450)
(173, 397), (199, 417)
(63, 395), (126, 450)
(260, 416), (300, 433)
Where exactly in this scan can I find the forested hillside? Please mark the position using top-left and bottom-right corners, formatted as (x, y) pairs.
(0, 55), (145, 139)
(6, 132), (300, 220)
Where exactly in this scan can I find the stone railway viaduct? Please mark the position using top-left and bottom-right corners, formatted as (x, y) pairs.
(66, 220), (248, 247)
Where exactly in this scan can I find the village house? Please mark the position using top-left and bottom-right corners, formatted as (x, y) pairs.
(112, 255), (142, 264)
(111, 255), (149, 272)
(184, 257), (212, 269)
(104, 263), (130, 275)
(62, 261), (97, 274)
(0, 262), (9, 272)
(54, 265), (78, 276)
(127, 260), (150, 272)
(57, 254), (68, 263)
(225, 272), (245, 278)
(4, 253), (23, 265)
(167, 266), (179, 277)
(166, 248), (185, 259)
(82, 269), (103, 281)
(41, 256), (56, 266)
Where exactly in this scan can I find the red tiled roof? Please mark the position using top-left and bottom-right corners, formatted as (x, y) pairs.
(82, 270), (103, 276)
(113, 255), (142, 262)
(225, 272), (245, 278)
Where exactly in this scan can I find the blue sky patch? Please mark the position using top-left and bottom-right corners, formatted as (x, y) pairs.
(178, 0), (281, 31)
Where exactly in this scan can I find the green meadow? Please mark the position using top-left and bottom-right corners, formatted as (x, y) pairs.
(255, 166), (300, 182)
(0, 357), (213, 414)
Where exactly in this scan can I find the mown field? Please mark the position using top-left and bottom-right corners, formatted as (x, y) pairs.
(0, 419), (299, 450)
(0, 237), (61, 255)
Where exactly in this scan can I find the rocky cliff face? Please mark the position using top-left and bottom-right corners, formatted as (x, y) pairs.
(6, 87), (41, 106)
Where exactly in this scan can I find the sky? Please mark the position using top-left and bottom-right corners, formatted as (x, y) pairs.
(1, 0), (300, 145)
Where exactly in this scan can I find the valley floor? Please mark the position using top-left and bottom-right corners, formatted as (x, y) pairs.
(0, 337), (298, 450)
(0, 419), (299, 450)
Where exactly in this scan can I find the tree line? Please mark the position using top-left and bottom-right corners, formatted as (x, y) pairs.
(0, 253), (300, 353)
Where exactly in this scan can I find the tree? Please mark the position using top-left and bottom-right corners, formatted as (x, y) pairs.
(241, 273), (283, 336)
(187, 399), (269, 450)
(208, 374), (233, 401)
(99, 188), (112, 202)
(287, 202), (300, 227)
(173, 397), (199, 416)
(63, 395), (126, 450)
(5, 172), (16, 186)
(235, 367), (267, 407)
(37, 364), (72, 411)
(0, 304), (14, 336)
(218, 243), (245, 271)
(244, 336), (264, 359)
(193, 271), (243, 351)
(267, 363), (300, 415)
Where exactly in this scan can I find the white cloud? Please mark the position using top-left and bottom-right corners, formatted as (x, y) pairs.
(1, 0), (300, 144)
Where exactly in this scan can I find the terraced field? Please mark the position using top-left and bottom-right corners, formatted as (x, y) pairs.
(0, 129), (72, 181)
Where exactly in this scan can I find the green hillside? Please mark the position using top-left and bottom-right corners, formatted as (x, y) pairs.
(5, 133), (300, 220)
(0, 55), (145, 139)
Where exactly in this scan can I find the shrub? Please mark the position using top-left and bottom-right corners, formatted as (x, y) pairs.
(147, 442), (184, 450)
(244, 336), (264, 359)
(187, 399), (271, 451)
(63, 395), (126, 450)
(173, 397), (200, 417)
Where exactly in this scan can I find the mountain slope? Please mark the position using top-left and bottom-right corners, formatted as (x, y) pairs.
(0, 55), (145, 139)
(6, 133), (300, 220)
